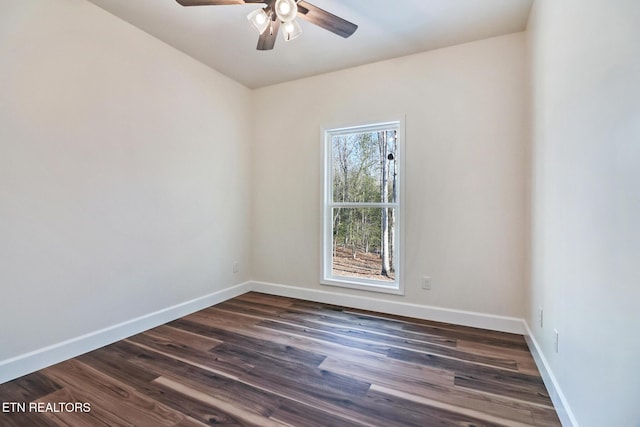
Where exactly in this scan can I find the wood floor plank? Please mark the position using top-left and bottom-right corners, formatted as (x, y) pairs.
(172, 416), (210, 427)
(154, 377), (285, 427)
(254, 315), (523, 376)
(354, 388), (506, 427)
(122, 338), (389, 427)
(279, 315), (521, 370)
(531, 406), (564, 427)
(76, 345), (160, 386)
(124, 335), (249, 381)
(121, 340), (288, 418)
(287, 297), (524, 345)
(457, 339), (541, 375)
(319, 356), (539, 425)
(268, 304), (459, 347)
(218, 299), (526, 372)
(371, 384), (536, 427)
(269, 400), (368, 427)
(235, 293), (297, 308)
(0, 371), (62, 402)
(250, 298), (537, 373)
(0, 409), (60, 427)
(0, 292), (561, 426)
(169, 318), (327, 368)
(256, 318), (395, 355)
(187, 313), (456, 389)
(306, 301), (530, 351)
(217, 299), (285, 316)
(36, 387), (131, 427)
(42, 359), (184, 427)
(399, 321), (530, 351)
(388, 347), (553, 406)
(226, 299), (494, 353)
(186, 308), (262, 329)
(143, 325), (223, 352)
(74, 346), (232, 425)
(454, 373), (553, 407)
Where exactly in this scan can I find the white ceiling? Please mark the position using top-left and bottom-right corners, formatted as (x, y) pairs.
(86, 0), (533, 89)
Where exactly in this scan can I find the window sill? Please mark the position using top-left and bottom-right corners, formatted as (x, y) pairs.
(320, 278), (404, 295)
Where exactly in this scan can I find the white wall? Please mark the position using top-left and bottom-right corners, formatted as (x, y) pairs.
(5, 2), (637, 423)
(0, 0), (251, 363)
(252, 33), (528, 318)
(527, 0), (640, 425)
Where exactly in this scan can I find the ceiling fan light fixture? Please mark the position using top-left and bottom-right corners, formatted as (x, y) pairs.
(274, 0), (297, 23)
(282, 19), (302, 41)
(176, 0), (357, 51)
(247, 8), (270, 35)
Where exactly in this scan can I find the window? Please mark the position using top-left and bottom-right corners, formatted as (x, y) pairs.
(322, 121), (403, 294)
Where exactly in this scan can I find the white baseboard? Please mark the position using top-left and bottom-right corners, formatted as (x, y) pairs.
(0, 281), (252, 385)
(249, 281), (526, 334)
(523, 322), (578, 427)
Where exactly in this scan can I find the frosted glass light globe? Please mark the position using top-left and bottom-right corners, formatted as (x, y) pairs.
(278, 2), (291, 14)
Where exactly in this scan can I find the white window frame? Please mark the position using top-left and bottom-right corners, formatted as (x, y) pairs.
(321, 120), (405, 295)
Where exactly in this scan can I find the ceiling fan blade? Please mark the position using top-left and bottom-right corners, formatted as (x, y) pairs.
(296, 1), (357, 38)
(176, 0), (265, 6)
(257, 19), (280, 50)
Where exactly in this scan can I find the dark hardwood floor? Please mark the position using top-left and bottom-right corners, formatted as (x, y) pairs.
(0, 292), (561, 426)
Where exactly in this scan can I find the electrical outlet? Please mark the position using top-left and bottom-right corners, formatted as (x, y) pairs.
(233, 262), (239, 274)
(554, 329), (559, 353)
(421, 276), (431, 290)
(539, 307), (544, 328)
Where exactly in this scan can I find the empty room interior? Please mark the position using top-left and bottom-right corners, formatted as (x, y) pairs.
(1, 0), (638, 426)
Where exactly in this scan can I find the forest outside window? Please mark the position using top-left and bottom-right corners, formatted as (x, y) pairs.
(322, 121), (403, 294)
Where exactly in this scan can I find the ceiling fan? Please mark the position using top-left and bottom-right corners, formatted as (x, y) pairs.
(176, 0), (358, 50)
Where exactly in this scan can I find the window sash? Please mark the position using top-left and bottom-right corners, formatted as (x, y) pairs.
(329, 202), (398, 209)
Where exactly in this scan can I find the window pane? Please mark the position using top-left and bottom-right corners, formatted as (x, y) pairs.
(332, 130), (398, 203)
(331, 207), (396, 282)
